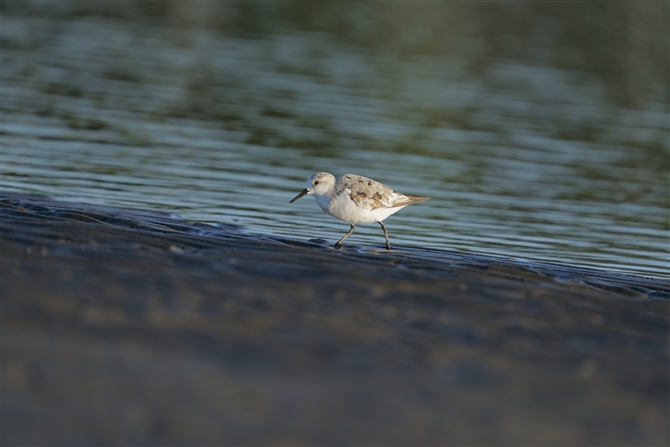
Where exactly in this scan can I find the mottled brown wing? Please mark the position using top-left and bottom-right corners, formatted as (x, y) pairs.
(338, 174), (396, 211)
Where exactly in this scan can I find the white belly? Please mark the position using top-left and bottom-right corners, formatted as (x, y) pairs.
(316, 192), (403, 224)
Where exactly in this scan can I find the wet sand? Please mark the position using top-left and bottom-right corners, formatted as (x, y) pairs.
(2, 194), (668, 445)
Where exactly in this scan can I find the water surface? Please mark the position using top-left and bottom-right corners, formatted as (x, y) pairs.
(2, 15), (668, 277)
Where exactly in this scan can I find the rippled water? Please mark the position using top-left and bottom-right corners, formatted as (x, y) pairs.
(2, 15), (668, 278)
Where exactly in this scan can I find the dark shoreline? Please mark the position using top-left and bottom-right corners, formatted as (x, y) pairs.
(2, 194), (668, 445)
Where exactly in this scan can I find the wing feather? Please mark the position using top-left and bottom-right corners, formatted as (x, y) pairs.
(337, 174), (430, 211)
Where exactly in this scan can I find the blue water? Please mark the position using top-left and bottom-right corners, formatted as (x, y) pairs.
(2, 16), (668, 278)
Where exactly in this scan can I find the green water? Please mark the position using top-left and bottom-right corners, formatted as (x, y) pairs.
(1, 10), (668, 278)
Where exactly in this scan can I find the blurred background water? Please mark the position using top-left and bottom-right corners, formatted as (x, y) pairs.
(2, 1), (668, 278)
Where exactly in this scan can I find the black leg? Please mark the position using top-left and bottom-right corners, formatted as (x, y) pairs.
(334, 224), (355, 249)
(379, 221), (391, 250)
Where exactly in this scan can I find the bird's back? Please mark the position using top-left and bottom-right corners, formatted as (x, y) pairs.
(336, 174), (430, 211)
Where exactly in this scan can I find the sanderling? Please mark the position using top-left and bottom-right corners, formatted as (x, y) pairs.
(289, 172), (430, 250)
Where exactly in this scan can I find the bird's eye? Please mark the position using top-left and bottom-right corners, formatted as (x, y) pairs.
(314, 181), (320, 185)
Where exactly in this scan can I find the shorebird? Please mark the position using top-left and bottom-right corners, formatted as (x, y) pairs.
(289, 172), (430, 250)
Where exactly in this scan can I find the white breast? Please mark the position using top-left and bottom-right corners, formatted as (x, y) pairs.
(316, 190), (404, 224)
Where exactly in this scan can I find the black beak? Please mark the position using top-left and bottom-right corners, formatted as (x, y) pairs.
(289, 188), (309, 203)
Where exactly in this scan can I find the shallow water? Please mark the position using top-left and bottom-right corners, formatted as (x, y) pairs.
(2, 15), (668, 278)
